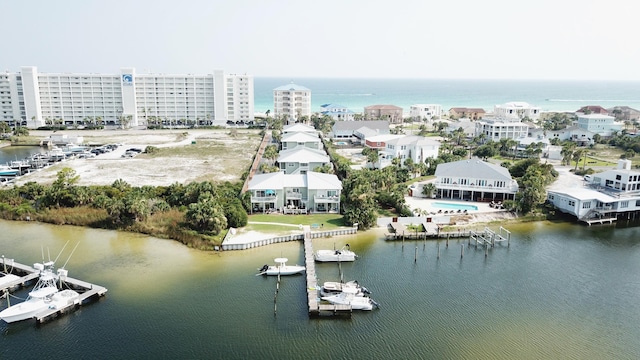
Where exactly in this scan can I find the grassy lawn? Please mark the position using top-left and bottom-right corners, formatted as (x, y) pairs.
(247, 213), (346, 230)
(577, 156), (616, 168)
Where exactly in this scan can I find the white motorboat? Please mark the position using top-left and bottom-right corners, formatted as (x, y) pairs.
(320, 280), (371, 297)
(0, 262), (79, 323)
(0, 273), (20, 288)
(0, 165), (20, 177)
(321, 287), (379, 311)
(257, 258), (305, 276)
(314, 244), (357, 262)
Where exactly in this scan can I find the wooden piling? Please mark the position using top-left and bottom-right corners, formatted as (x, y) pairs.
(414, 246), (417, 263)
(460, 244), (464, 258)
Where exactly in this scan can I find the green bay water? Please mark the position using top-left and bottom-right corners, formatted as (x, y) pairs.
(1, 219), (640, 359)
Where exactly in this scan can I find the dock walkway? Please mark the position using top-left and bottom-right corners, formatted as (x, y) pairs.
(0, 257), (108, 324)
(303, 226), (352, 317)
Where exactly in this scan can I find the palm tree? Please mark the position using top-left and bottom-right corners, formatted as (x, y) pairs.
(422, 183), (436, 198)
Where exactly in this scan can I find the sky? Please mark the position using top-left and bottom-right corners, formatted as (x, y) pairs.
(3, 0), (639, 80)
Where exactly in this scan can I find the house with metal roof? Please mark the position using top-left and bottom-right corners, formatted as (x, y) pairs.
(320, 103), (355, 121)
(434, 158), (519, 202)
(281, 131), (323, 151)
(248, 171), (342, 214)
(547, 160), (640, 224)
(282, 123), (317, 135)
(277, 147), (330, 174)
(330, 120), (390, 141)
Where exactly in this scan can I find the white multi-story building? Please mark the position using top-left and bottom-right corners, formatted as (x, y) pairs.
(0, 66), (253, 128)
(547, 160), (640, 224)
(494, 102), (541, 121)
(375, 135), (440, 169)
(273, 83), (311, 123)
(409, 104), (442, 121)
(475, 117), (530, 142)
(576, 114), (624, 137)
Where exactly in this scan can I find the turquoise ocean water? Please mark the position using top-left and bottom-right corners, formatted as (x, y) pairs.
(254, 78), (640, 114)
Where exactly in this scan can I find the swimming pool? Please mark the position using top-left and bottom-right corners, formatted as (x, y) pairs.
(432, 202), (478, 211)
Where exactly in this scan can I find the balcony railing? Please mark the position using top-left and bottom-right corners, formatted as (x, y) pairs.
(285, 191), (303, 199)
(314, 195), (340, 202)
(434, 182), (519, 193)
(251, 195), (277, 202)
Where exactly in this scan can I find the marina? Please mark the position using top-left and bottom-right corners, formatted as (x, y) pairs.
(2, 219), (640, 358)
(0, 256), (107, 324)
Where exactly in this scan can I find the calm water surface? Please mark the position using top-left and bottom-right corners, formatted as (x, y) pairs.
(1, 220), (640, 359)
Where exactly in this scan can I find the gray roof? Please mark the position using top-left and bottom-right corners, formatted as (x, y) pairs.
(435, 158), (513, 181)
(281, 131), (321, 143)
(248, 171), (340, 190)
(333, 120), (389, 132)
(278, 147), (329, 163)
(386, 135), (440, 147)
(282, 123), (317, 133)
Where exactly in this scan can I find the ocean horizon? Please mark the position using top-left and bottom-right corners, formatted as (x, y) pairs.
(254, 77), (640, 115)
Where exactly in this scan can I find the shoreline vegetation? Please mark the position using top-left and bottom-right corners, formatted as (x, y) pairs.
(0, 116), (638, 250)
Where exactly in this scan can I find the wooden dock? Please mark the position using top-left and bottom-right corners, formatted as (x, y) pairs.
(303, 226), (352, 317)
(0, 257), (108, 324)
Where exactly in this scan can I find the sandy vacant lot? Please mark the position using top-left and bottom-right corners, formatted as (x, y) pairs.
(13, 129), (263, 187)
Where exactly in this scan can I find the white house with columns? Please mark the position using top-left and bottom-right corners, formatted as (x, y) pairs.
(434, 158), (519, 202)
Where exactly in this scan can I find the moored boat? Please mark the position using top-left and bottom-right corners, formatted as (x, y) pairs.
(0, 165), (20, 177)
(0, 262), (79, 323)
(314, 244), (357, 262)
(321, 287), (379, 311)
(257, 258), (305, 276)
(320, 280), (371, 297)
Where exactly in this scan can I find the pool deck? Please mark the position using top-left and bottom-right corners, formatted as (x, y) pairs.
(404, 197), (504, 215)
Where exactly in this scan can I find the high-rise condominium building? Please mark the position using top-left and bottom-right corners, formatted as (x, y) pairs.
(273, 83), (311, 123)
(0, 66), (253, 128)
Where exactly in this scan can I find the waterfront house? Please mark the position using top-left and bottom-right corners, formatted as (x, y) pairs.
(364, 105), (403, 124)
(434, 158), (519, 202)
(547, 160), (640, 224)
(277, 147), (330, 174)
(320, 103), (355, 121)
(273, 83), (311, 124)
(248, 171), (342, 214)
(281, 131), (323, 151)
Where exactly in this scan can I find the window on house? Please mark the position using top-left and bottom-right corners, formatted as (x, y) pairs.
(582, 202), (591, 209)
(620, 201), (629, 208)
